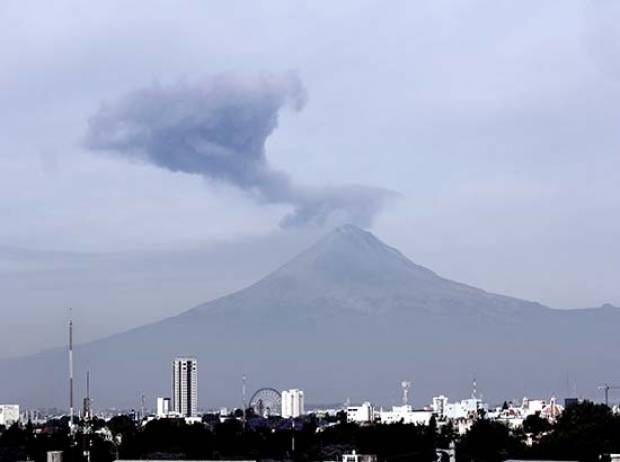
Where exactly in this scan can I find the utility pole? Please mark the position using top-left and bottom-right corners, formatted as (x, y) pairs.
(291, 418), (295, 455)
(472, 376), (477, 400)
(601, 384), (609, 407)
(141, 394), (146, 421)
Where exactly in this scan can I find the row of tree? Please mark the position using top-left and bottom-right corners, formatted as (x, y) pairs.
(1, 401), (620, 462)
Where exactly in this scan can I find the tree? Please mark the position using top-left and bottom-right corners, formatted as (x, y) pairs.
(437, 421), (457, 449)
(531, 401), (620, 462)
(107, 415), (137, 440)
(132, 418), (213, 460)
(457, 419), (525, 462)
(522, 414), (551, 435)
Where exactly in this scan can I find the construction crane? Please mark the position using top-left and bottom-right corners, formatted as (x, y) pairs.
(598, 384), (620, 407)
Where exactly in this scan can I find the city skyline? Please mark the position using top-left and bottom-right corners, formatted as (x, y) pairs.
(1, 1), (620, 460)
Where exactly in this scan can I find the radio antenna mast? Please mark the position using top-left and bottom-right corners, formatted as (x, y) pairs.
(472, 376), (478, 400)
(83, 371), (92, 421)
(242, 374), (247, 428)
(401, 381), (411, 405)
(69, 310), (74, 435)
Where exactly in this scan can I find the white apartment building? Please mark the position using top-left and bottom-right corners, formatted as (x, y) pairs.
(281, 389), (304, 418)
(347, 402), (375, 424)
(0, 404), (20, 427)
(157, 397), (171, 418)
(379, 405), (434, 425)
(432, 395), (449, 419)
(172, 357), (198, 417)
(429, 395), (489, 434)
(441, 398), (484, 420)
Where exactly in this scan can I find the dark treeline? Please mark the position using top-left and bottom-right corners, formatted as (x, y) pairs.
(2, 402), (620, 462)
(104, 416), (437, 462)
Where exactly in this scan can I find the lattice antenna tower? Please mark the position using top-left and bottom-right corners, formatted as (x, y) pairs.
(401, 381), (411, 405)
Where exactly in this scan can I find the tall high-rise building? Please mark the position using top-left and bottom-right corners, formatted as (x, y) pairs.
(281, 389), (304, 418)
(172, 357), (198, 417)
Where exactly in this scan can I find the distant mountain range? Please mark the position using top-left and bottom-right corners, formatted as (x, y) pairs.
(1, 225), (619, 409)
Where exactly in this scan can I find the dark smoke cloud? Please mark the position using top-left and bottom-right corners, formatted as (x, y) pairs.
(86, 73), (394, 227)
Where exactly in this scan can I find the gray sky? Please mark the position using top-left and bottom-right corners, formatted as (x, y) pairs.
(1, 0), (619, 357)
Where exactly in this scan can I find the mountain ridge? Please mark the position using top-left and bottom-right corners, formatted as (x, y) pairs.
(1, 224), (619, 409)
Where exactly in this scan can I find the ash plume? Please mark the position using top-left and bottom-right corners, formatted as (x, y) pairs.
(86, 73), (394, 227)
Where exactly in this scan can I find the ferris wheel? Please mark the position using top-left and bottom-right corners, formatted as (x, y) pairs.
(249, 387), (282, 417)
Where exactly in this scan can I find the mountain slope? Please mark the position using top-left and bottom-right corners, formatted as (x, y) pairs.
(183, 225), (546, 319)
(1, 225), (619, 409)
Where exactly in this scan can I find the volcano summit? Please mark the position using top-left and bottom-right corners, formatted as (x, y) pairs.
(2, 225), (619, 408)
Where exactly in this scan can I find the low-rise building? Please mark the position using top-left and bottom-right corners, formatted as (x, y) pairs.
(0, 404), (20, 427)
(379, 405), (434, 425)
(156, 397), (171, 418)
(443, 398), (484, 420)
(492, 396), (563, 429)
(430, 395), (487, 434)
(347, 402), (375, 424)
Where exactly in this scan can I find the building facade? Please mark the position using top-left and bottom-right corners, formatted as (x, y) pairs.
(172, 357), (198, 417)
(379, 405), (434, 425)
(157, 397), (171, 418)
(281, 389), (304, 418)
(347, 402), (375, 424)
(0, 404), (19, 427)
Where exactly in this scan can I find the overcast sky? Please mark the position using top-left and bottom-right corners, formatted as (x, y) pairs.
(1, 0), (620, 358)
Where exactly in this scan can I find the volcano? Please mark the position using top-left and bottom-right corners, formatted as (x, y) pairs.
(2, 225), (619, 409)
